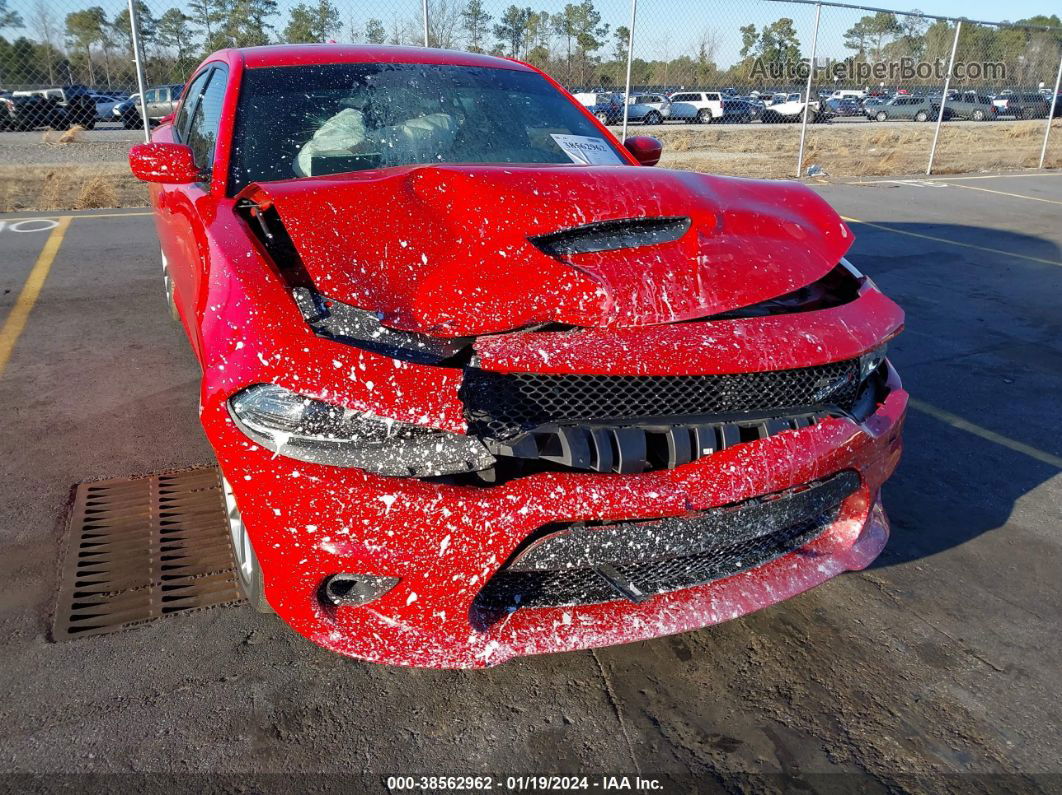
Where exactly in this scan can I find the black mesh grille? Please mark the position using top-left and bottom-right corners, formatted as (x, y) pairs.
(472, 471), (857, 616)
(474, 516), (827, 612)
(461, 359), (862, 440)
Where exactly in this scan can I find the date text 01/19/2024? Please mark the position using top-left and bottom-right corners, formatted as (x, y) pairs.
(385, 775), (664, 790)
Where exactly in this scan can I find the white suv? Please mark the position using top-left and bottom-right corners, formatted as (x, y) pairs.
(667, 91), (724, 123)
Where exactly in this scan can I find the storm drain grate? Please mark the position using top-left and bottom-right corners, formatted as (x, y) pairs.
(53, 467), (245, 640)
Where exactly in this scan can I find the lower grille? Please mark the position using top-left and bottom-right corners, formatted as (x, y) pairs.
(472, 470), (858, 618)
(461, 359), (863, 441)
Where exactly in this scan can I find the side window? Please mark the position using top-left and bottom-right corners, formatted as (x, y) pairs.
(143, 89), (159, 103)
(175, 69), (213, 143)
(186, 66), (228, 176)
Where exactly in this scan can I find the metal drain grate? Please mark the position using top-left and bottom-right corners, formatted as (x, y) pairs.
(53, 467), (245, 640)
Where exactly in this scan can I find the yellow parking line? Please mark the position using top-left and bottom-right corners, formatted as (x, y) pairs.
(854, 172), (1062, 184)
(0, 210), (152, 222)
(841, 216), (1062, 267)
(0, 216), (71, 378)
(909, 399), (1062, 469)
(947, 183), (1062, 205)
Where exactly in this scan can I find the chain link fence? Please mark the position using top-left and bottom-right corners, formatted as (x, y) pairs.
(0, 0), (1059, 207)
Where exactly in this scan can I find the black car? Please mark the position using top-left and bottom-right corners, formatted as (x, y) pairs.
(995, 92), (1051, 119)
(11, 85), (97, 128)
(0, 93), (70, 131)
(719, 97), (756, 123)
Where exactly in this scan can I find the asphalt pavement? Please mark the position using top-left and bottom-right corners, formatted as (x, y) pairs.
(0, 174), (1060, 790)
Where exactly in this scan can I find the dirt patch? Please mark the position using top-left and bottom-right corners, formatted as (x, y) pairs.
(0, 163), (147, 213)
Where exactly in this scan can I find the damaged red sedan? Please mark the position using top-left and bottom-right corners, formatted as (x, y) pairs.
(130, 44), (906, 668)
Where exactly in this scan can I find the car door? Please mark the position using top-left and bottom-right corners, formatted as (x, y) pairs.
(155, 66), (226, 354)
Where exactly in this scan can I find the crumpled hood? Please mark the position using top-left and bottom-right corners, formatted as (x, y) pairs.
(240, 164), (853, 337)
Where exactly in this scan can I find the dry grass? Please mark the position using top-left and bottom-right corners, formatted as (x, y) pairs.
(40, 125), (86, 146)
(0, 163), (146, 213)
(658, 118), (1062, 178)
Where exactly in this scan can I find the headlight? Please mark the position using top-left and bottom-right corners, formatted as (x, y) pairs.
(228, 384), (494, 477)
(859, 344), (887, 382)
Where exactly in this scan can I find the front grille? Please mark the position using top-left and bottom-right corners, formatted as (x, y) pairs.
(461, 360), (862, 440)
(472, 470), (857, 618)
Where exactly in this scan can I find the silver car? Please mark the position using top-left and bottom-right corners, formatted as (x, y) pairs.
(625, 93), (671, 125)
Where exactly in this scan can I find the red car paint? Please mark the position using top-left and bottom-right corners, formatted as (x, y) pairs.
(133, 44), (906, 668)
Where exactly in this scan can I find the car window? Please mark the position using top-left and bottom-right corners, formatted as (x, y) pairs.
(143, 89), (160, 103)
(186, 66), (228, 176)
(176, 69), (213, 143)
(671, 94), (689, 102)
(228, 62), (626, 191)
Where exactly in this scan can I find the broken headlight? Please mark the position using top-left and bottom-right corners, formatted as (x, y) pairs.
(228, 384), (495, 477)
(291, 287), (473, 366)
(859, 344), (887, 382)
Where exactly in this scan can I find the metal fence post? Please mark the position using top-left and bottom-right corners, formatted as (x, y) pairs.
(796, 1), (821, 178)
(422, 0), (430, 47)
(927, 19), (962, 175)
(127, 0), (150, 144)
(620, 0), (638, 143)
(1039, 53), (1062, 169)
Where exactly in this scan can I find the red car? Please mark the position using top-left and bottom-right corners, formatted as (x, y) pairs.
(129, 45), (906, 668)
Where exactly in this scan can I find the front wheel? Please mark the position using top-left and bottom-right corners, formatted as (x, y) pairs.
(915, 110), (928, 122)
(643, 111), (661, 125)
(222, 475), (273, 614)
(972, 109), (985, 121)
(595, 111), (609, 123)
(876, 111), (888, 122)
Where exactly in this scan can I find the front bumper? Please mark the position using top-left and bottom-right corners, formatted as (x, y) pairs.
(211, 364), (905, 668)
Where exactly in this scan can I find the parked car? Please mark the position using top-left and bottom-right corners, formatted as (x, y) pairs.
(624, 93), (670, 124)
(129, 44), (905, 669)
(718, 96), (756, 123)
(825, 97), (863, 117)
(0, 92), (69, 130)
(994, 92), (1051, 119)
(11, 85), (97, 128)
(114, 84), (184, 128)
(944, 91), (996, 121)
(760, 94), (825, 123)
(869, 96), (950, 122)
(90, 91), (124, 122)
(667, 90), (725, 123)
(829, 89), (866, 101)
(572, 91), (624, 124)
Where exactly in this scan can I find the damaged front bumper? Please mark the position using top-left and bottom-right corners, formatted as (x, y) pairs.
(209, 362), (905, 668)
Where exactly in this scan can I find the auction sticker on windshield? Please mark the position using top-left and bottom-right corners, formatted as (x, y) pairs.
(550, 134), (622, 165)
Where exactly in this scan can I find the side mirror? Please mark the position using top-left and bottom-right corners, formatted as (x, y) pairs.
(129, 142), (201, 184)
(624, 135), (663, 167)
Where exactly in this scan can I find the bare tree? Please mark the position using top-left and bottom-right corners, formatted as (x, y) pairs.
(427, 0), (462, 49)
(30, 0), (60, 84)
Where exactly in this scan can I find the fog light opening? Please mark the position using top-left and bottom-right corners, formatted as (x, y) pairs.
(322, 573), (400, 607)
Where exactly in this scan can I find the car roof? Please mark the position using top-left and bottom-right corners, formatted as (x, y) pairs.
(234, 43), (532, 73)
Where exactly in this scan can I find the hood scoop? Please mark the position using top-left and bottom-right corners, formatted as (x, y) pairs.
(530, 217), (692, 260)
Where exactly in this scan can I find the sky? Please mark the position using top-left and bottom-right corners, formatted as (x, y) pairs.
(5, 0), (1058, 70)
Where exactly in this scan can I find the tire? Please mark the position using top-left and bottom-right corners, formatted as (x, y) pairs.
(972, 109), (985, 121)
(876, 111), (887, 122)
(595, 111), (609, 123)
(696, 109), (711, 124)
(222, 475), (273, 614)
(643, 111), (661, 125)
(915, 110), (928, 122)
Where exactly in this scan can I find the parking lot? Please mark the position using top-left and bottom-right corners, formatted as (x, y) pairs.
(0, 173), (1060, 787)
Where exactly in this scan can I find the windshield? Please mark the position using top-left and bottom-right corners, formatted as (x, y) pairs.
(229, 62), (625, 191)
